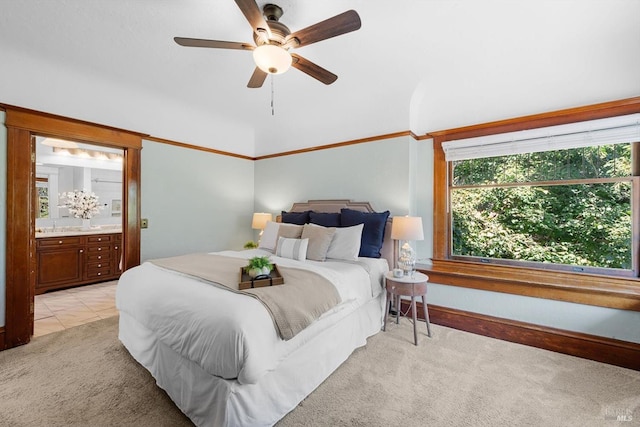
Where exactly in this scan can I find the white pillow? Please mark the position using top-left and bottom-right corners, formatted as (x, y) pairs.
(275, 237), (308, 261)
(258, 221), (280, 252)
(326, 223), (364, 261)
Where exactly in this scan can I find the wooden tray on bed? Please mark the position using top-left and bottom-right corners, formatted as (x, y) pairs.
(239, 265), (284, 290)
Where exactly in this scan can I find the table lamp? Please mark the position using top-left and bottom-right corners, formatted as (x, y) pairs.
(391, 216), (424, 275)
(252, 213), (273, 239)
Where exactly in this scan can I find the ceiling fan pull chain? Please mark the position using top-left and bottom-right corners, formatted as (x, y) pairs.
(271, 74), (275, 116)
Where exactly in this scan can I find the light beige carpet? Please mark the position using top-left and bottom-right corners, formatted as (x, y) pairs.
(0, 316), (638, 427)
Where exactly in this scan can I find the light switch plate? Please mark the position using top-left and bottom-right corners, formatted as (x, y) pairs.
(141, 218), (149, 229)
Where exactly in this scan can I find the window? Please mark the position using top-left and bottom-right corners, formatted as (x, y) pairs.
(428, 98), (640, 310)
(443, 113), (640, 276)
(36, 178), (49, 219)
(449, 143), (636, 276)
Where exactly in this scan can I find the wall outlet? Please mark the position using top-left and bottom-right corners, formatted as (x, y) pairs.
(141, 218), (149, 229)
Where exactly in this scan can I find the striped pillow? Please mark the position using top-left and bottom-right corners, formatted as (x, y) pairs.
(276, 237), (308, 261)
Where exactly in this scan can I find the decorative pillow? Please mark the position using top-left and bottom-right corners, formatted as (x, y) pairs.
(309, 211), (341, 227)
(326, 223), (364, 261)
(277, 223), (303, 239)
(340, 208), (390, 258)
(281, 210), (311, 225)
(258, 221), (280, 252)
(301, 223), (336, 261)
(275, 237), (308, 261)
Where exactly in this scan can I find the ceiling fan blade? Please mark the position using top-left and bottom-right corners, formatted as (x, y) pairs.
(247, 67), (268, 88)
(234, 0), (271, 41)
(286, 10), (361, 48)
(174, 37), (254, 50)
(291, 54), (337, 85)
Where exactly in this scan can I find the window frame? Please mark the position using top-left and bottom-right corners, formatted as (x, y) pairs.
(426, 97), (640, 312)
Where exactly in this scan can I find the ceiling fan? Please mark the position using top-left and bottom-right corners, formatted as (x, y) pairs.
(174, 0), (361, 88)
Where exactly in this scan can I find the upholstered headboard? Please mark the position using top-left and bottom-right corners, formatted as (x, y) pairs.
(277, 199), (396, 269)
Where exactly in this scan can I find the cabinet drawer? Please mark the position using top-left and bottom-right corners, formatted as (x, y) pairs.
(87, 260), (111, 270)
(87, 235), (112, 244)
(37, 236), (83, 248)
(86, 251), (112, 261)
(86, 244), (112, 253)
(86, 268), (113, 279)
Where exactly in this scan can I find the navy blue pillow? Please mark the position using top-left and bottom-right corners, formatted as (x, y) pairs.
(309, 211), (341, 227)
(281, 210), (310, 225)
(340, 208), (390, 258)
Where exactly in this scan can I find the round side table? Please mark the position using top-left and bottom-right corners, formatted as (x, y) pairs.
(383, 271), (431, 345)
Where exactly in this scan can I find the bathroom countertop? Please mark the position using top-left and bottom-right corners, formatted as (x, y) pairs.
(35, 227), (122, 238)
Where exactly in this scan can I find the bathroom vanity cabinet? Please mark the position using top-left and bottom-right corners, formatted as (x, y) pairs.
(36, 232), (122, 294)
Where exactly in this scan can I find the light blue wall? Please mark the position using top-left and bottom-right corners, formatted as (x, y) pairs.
(254, 136), (415, 216)
(140, 140), (254, 261)
(0, 112), (6, 327)
(255, 135), (640, 344)
(414, 138), (433, 261)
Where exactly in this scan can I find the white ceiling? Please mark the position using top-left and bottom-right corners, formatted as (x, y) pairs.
(1, 0), (639, 157)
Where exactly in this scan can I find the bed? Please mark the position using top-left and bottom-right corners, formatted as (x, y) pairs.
(116, 200), (395, 426)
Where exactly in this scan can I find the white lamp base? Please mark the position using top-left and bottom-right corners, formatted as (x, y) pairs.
(397, 241), (416, 275)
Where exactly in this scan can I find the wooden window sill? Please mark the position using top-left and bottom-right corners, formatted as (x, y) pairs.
(420, 259), (640, 311)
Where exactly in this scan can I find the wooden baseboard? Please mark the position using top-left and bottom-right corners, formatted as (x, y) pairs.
(0, 327), (5, 350)
(399, 300), (640, 371)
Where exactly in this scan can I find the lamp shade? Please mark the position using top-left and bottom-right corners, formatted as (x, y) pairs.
(391, 216), (424, 241)
(252, 44), (292, 74)
(252, 213), (273, 230)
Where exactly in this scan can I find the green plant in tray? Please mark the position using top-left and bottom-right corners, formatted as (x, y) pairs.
(246, 256), (273, 278)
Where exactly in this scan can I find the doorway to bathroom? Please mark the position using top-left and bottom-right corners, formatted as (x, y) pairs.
(3, 105), (142, 350)
(33, 137), (124, 336)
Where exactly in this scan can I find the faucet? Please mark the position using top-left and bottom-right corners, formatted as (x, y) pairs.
(52, 221), (56, 232)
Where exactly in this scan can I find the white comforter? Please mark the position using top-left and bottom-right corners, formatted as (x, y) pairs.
(116, 249), (387, 385)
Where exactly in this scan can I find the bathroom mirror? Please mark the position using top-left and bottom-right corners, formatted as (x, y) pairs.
(35, 136), (124, 228)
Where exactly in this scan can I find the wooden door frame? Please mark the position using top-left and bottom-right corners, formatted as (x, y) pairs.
(3, 105), (143, 350)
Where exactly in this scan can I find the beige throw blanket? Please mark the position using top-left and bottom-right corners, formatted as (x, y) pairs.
(149, 253), (341, 340)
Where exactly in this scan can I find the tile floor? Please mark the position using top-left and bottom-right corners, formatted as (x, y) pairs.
(34, 280), (119, 337)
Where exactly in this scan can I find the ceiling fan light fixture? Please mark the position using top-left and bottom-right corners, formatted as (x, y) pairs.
(253, 44), (292, 74)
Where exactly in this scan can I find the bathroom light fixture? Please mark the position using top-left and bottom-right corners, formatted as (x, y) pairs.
(252, 44), (292, 75)
(53, 147), (123, 162)
(42, 138), (79, 149)
(391, 216), (424, 275)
